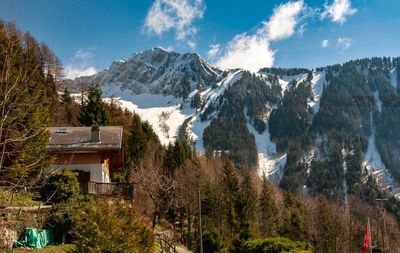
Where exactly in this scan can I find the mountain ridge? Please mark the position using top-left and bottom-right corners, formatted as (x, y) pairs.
(69, 49), (400, 198)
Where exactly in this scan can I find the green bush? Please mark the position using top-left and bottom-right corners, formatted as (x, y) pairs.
(73, 199), (154, 253)
(46, 195), (92, 243)
(40, 169), (81, 204)
(203, 228), (223, 253)
(230, 237), (312, 253)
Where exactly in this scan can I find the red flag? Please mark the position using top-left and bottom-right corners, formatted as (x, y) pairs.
(362, 224), (369, 253)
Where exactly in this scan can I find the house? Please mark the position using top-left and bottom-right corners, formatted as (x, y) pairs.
(47, 125), (123, 184)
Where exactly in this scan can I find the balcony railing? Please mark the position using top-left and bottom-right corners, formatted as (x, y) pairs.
(81, 181), (134, 199)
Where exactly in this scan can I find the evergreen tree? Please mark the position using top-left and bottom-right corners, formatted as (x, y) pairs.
(220, 160), (240, 240)
(258, 175), (279, 237)
(191, 92), (202, 109)
(279, 192), (307, 241)
(126, 113), (159, 165)
(313, 196), (344, 253)
(61, 87), (73, 123)
(0, 21), (52, 188)
(236, 168), (257, 238)
(78, 82), (110, 126)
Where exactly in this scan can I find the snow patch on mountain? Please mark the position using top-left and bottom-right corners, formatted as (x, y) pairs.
(390, 67), (397, 93)
(308, 71), (326, 114)
(278, 73), (308, 96)
(201, 70), (243, 114)
(244, 107), (286, 182)
(186, 115), (211, 153)
(373, 90), (382, 112)
(363, 113), (400, 197)
(102, 84), (194, 145)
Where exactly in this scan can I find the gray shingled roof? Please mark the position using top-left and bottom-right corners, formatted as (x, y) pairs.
(47, 126), (123, 152)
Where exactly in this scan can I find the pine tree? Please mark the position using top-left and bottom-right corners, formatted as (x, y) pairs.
(0, 21), (52, 188)
(220, 160), (240, 240)
(236, 168), (257, 238)
(313, 196), (344, 253)
(258, 174), (279, 237)
(61, 87), (73, 123)
(78, 83), (110, 126)
(279, 192), (307, 241)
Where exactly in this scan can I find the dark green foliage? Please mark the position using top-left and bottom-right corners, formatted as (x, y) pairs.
(46, 195), (91, 243)
(307, 145), (344, 200)
(312, 197), (345, 253)
(260, 67), (312, 77)
(312, 62), (372, 146)
(126, 113), (159, 165)
(221, 161), (241, 240)
(73, 200), (154, 253)
(203, 71), (281, 167)
(0, 21), (53, 188)
(279, 143), (307, 194)
(191, 92), (202, 108)
(258, 175), (279, 237)
(61, 87), (73, 122)
(230, 237), (312, 253)
(78, 82), (111, 126)
(164, 140), (191, 174)
(178, 116), (192, 142)
(236, 169), (257, 236)
(279, 193), (307, 242)
(375, 93), (400, 181)
(345, 150), (363, 194)
(204, 106), (257, 166)
(203, 228), (223, 253)
(40, 169), (81, 204)
(269, 81), (312, 152)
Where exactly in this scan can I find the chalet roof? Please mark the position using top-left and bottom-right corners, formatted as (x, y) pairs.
(47, 126), (123, 152)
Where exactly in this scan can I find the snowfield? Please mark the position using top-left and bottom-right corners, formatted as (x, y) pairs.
(308, 71), (326, 114)
(390, 67), (398, 93)
(363, 113), (400, 198)
(102, 84), (194, 145)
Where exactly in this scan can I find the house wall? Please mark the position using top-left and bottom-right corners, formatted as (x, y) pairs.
(49, 163), (110, 183)
(49, 151), (121, 183)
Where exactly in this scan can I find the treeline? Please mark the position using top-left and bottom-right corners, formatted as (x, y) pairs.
(0, 20), (61, 188)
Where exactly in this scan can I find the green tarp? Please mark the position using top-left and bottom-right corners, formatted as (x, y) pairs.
(13, 228), (54, 249)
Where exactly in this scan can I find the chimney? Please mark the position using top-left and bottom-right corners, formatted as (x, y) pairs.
(91, 124), (100, 142)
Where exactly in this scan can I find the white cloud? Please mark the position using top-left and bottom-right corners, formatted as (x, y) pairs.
(337, 37), (352, 50)
(262, 0), (305, 41)
(215, 35), (275, 72)
(144, 0), (205, 41)
(207, 44), (220, 58)
(321, 39), (329, 48)
(187, 40), (196, 49)
(64, 66), (97, 80)
(64, 48), (97, 79)
(321, 0), (357, 24)
(74, 49), (94, 60)
(215, 0), (305, 72)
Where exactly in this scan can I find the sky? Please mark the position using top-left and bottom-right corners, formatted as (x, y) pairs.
(0, 0), (399, 79)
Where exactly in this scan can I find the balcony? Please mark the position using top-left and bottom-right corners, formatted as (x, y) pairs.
(81, 181), (134, 199)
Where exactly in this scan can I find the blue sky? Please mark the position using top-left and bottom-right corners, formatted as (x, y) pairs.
(1, 0), (399, 78)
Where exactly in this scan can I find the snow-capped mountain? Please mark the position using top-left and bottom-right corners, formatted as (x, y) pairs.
(70, 49), (400, 198)
(76, 47), (221, 97)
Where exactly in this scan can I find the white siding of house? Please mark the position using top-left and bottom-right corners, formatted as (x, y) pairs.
(49, 164), (110, 183)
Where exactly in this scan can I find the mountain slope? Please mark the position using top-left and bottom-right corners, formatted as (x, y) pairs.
(70, 50), (400, 198)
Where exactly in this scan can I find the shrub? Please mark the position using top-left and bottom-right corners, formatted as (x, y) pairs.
(73, 199), (154, 253)
(230, 237), (312, 253)
(40, 169), (81, 204)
